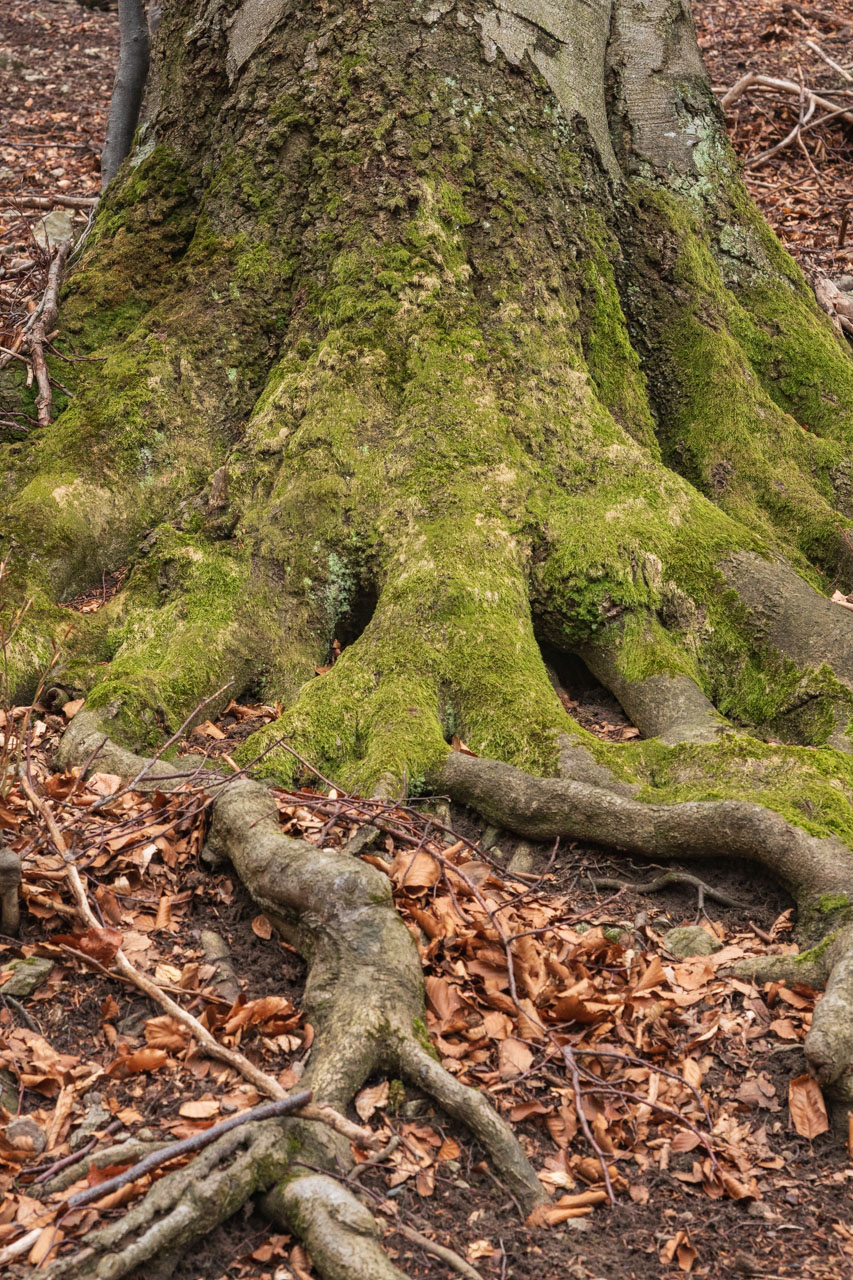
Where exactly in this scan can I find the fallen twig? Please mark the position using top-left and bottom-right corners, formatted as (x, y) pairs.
(67, 1092), (313, 1209)
(18, 772), (381, 1151)
(389, 1220), (484, 1280)
(589, 870), (740, 908)
(28, 242), (72, 427)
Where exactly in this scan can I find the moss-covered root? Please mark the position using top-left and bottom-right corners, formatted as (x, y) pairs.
(722, 551), (853, 743)
(240, 539), (576, 793)
(265, 1175), (408, 1280)
(45, 1119), (293, 1280)
(51, 715), (545, 1279)
(579, 631), (726, 744)
(436, 751), (853, 906)
(396, 1038), (550, 1211)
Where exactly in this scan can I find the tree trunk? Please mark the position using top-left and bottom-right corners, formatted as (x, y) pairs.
(6, 0), (853, 1273)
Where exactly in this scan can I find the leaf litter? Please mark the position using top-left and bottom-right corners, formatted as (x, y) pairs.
(1, 698), (851, 1278)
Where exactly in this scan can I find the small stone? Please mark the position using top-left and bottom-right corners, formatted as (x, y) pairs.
(401, 1098), (429, 1118)
(33, 210), (75, 249)
(564, 1217), (593, 1233)
(5, 1115), (47, 1155)
(69, 1100), (112, 1150)
(833, 274), (853, 293)
(507, 841), (535, 874)
(0, 956), (54, 996)
(663, 925), (721, 958)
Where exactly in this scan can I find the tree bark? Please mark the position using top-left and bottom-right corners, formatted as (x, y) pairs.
(5, 0), (853, 1273)
(101, 0), (150, 188)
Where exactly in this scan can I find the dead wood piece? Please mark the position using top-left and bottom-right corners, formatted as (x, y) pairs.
(720, 72), (853, 126)
(198, 929), (241, 1004)
(26, 241), (72, 427)
(15, 195), (99, 210)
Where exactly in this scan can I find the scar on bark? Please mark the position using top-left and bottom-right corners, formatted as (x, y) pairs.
(46, 712), (545, 1280)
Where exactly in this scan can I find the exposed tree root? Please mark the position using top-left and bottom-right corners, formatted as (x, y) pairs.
(589, 871), (741, 909)
(264, 1175), (408, 1280)
(436, 749), (853, 1107)
(47, 714), (545, 1279)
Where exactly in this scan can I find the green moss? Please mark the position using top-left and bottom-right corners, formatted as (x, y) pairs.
(412, 1017), (440, 1061)
(81, 528), (278, 748)
(818, 893), (851, 914)
(624, 185), (853, 580)
(626, 734), (853, 847)
(793, 932), (837, 966)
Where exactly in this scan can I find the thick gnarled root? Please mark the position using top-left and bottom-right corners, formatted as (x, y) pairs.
(264, 1175), (408, 1280)
(49, 715), (545, 1280)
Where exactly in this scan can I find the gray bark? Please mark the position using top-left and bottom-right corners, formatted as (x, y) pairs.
(101, 0), (150, 189)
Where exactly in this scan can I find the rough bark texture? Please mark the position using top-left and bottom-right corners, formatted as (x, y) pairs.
(5, 0), (853, 1272)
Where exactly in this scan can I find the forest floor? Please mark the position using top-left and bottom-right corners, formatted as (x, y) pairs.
(2, 2), (853, 1279)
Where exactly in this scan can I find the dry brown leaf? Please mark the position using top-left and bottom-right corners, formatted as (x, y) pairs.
(28, 1224), (63, 1267)
(251, 914), (272, 940)
(354, 1080), (389, 1122)
(52, 926), (122, 966)
(789, 1073), (829, 1138)
(105, 1048), (168, 1078)
(178, 1098), (220, 1119)
(498, 1037), (533, 1080)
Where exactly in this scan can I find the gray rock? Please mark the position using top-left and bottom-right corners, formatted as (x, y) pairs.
(833, 274), (853, 293)
(0, 956), (54, 996)
(5, 1115), (46, 1155)
(507, 841), (535, 874)
(33, 210), (74, 250)
(663, 925), (721, 958)
(69, 1100), (112, 1150)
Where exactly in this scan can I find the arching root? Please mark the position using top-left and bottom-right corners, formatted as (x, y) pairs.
(46, 713), (545, 1280)
(436, 749), (853, 1112)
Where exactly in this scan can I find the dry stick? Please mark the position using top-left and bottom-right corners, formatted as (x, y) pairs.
(15, 194), (99, 210)
(67, 1093), (313, 1209)
(28, 242), (71, 427)
(720, 71), (853, 122)
(390, 1221), (484, 1280)
(805, 37), (853, 82)
(17, 774), (380, 1152)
